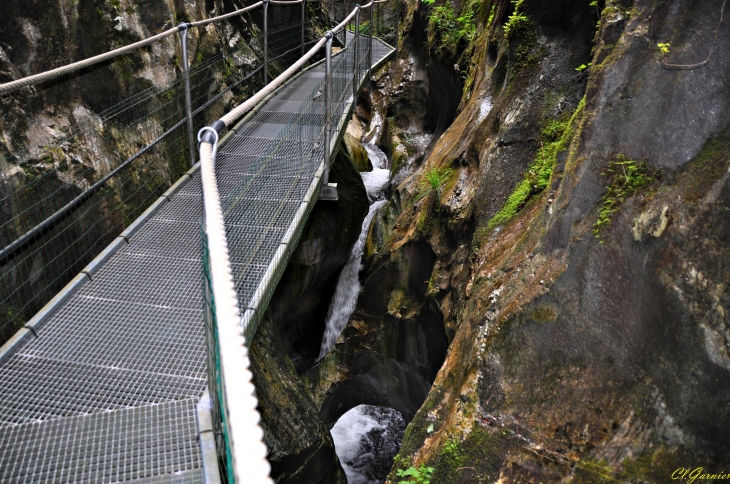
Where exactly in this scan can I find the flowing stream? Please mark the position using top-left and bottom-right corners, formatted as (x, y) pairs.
(318, 143), (390, 359)
(321, 144), (404, 483)
(331, 405), (406, 484)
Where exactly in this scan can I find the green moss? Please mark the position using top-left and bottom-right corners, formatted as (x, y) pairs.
(679, 127), (730, 202)
(430, 426), (504, 483)
(619, 448), (683, 483)
(592, 155), (658, 239)
(573, 449), (684, 483)
(503, 0), (529, 39)
(488, 97), (585, 229)
(531, 303), (558, 322)
(572, 458), (617, 483)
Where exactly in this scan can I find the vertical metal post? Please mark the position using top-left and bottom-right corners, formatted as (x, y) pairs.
(376, 2), (380, 38)
(344, 0), (348, 44)
(368, 2), (373, 79)
(178, 24), (196, 167)
(301, 0), (306, 61)
(353, 6), (360, 102)
(263, 0), (269, 84)
(324, 33), (333, 186)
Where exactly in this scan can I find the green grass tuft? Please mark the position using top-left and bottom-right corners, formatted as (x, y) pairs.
(592, 155), (658, 239)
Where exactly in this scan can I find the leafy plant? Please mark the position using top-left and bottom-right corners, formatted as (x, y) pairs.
(657, 42), (670, 54)
(504, 0), (529, 39)
(575, 62), (591, 71)
(593, 155), (657, 238)
(417, 167), (453, 202)
(397, 465), (435, 484)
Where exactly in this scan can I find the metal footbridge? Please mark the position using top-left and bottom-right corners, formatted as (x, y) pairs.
(0, 1), (396, 482)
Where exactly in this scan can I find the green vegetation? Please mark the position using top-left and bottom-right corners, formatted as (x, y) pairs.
(575, 62), (591, 71)
(657, 42), (671, 54)
(424, 0), (477, 59)
(487, 98), (585, 229)
(592, 155), (657, 238)
(416, 167), (454, 205)
(503, 0), (529, 39)
(429, 427), (504, 483)
(397, 465), (434, 484)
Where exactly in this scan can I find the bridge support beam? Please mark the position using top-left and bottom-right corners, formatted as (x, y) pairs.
(178, 24), (196, 167)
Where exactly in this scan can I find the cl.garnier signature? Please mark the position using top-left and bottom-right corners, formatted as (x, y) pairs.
(672, 468), (730, 483)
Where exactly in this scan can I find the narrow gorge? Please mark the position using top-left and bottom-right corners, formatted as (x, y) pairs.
(2, 0), (729, 482)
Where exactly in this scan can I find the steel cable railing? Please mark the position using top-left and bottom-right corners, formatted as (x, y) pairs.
(197, 0), (398, 481)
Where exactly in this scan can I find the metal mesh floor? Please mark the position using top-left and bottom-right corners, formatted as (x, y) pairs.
(0, 34), (394, 483)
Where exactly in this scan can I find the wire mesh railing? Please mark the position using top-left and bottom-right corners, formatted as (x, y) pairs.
(198, 0), (397, 481)
(0, 0), (327, 344)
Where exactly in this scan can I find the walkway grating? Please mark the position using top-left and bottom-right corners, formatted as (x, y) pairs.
(0, 35), (393, 482)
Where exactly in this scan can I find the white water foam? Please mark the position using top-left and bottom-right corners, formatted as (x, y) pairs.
(361, 143), (390, 200)
(331, 405), (406, 484)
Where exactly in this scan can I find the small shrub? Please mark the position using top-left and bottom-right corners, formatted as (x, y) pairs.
(426, 1), (476, 58)
(657, 42), (670, 54)
(592, 155), (657, 238)
(416, 167), (454, 203)
(503, 0), (529, 39)
(397, 465), (435, 484)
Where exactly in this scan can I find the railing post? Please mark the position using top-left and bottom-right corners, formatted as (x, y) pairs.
(368, 2), (373, 79)
(324, 32), (333, 186)
(353, 5), (360, 102)
(178, 24), (197, 167)
(301, 0), (306, 62)
(320, 32), (337, 201)
(376, 2), (380, 38)
(263, 0), (269, 84)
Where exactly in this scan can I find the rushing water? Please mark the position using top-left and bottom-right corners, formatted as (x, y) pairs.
(318, 143), (390, 359)
(331, 405), (406, 484)
(318, 199), (387, 359)
(361, 143), (390, 200)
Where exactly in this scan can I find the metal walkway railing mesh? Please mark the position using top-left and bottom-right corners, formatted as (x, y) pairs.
(0, 2), (320, 344)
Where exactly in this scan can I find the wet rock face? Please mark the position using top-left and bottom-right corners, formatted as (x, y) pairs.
(305, 238), (448, 427)
(377, 0), (730, 481)
(250, 313), (347, 484)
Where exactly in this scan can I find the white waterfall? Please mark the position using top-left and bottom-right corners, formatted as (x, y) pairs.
(318, 199), (386, 359)
(318, 143), (390, 359)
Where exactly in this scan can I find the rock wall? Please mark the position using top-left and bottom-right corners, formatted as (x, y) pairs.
(324, 0), (730, 481)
